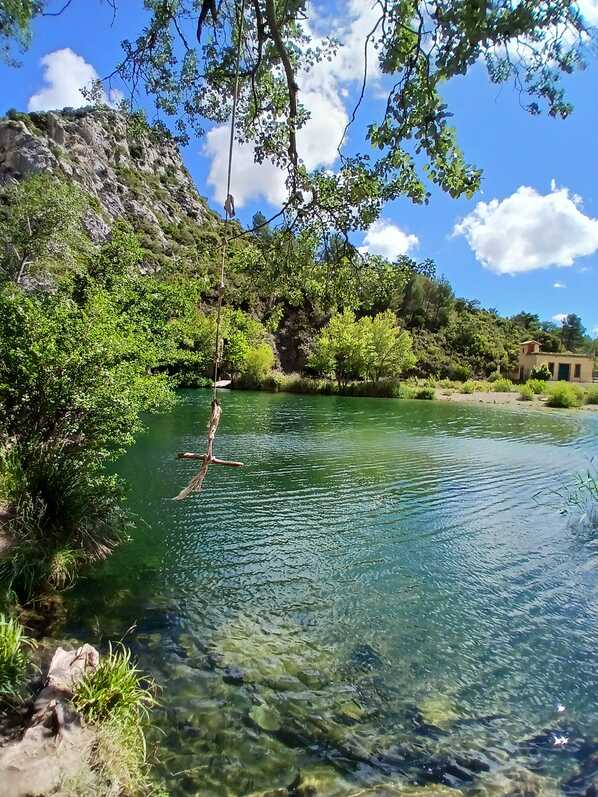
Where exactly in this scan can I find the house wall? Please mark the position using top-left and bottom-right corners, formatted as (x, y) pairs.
(518, 353), (593, 382)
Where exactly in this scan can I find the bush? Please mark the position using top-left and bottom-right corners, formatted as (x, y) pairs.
(0, 447), (128, 598)
(0, 615), (34, 696)
(414, 386), (435, 400)
(493, 378), (513, 392)
(530, 363), (552, 381)
(243, 344), (275, 380)
(451, 364), (472, 382)
(487, 370), (502, 383)
(546, 381), (583, 408)
(526, 378), (546, 395)
(585, 387), (598, 405)
(460, 381), (475, 394)
(519, 384), (534, 401)
(73, 643), (156, 795)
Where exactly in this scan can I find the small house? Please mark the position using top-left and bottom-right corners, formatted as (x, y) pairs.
(517, 340), (593, 383)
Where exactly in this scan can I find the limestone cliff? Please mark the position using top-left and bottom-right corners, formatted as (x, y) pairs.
(0, 107), (220, 269)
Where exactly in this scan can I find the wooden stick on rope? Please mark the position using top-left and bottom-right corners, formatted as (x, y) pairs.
(173, 0), (246, 500)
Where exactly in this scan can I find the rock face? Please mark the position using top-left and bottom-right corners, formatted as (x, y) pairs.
(0, 108), (217, 254)
(0, 644), (99, 797)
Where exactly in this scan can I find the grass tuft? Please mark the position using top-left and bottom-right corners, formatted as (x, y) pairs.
(0, 614), (35, 697)
(518, 384), (535, 401)
(73, 644), (156, 795)
(546, 381), (584, 408)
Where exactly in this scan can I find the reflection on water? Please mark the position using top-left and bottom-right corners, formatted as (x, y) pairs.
(60, 391), (598, 796)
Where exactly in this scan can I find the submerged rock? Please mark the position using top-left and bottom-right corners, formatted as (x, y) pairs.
(350, 644), (384, 673)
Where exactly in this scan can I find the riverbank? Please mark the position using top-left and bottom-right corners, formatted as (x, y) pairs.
(231, 373), (598, 412)
(436, 388), (598, 412)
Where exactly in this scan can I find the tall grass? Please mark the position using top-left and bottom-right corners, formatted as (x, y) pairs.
(73, 644), (156, 795)
(0, 445), (129, 598)
(0, 614), (35, 696)
(518, 384), (534, 401)
(493, 378), (513, 392)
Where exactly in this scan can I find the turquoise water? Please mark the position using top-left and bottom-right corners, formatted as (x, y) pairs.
(61, 391), (598, 796)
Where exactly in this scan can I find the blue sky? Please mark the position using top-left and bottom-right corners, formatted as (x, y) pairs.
(2, 0), (598, 336)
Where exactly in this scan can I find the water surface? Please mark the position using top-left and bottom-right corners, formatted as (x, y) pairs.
(61, 391), (598, 796)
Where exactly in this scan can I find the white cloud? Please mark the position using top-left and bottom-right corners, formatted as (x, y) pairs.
(28, 48), (121, 112)
(553, 281), (566, 288)
(592, 325), (598, 337)
(205, 0), (381, 208)
(552, 313), (569, 324)
(579, 0), (598, 26)
(453, 185), (598, 275)
(358, 219), (418, 260)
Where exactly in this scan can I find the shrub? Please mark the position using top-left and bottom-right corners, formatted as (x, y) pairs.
(519, 384), (534, 401)
(414, 386), (435, 400)
(243, 344), (275, 380)
(585, 387), (598, 405)
(493, 378), (513, 392)
(546, 381), (583, 408)
(451, 364), (472, 382)
(530, 363), (552, 381)
(460, 381), (475, 394)
(487, 370), (502, 383)
(0, 615), (34, 696)
(526, 378), (546, 395)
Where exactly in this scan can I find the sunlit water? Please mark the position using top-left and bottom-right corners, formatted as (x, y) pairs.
(59, 391), (598, 796)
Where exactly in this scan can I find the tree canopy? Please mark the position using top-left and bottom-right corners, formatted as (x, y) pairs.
(2, 1), (594, 235)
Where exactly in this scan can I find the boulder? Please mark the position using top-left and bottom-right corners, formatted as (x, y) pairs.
(0, 644), (99, 797)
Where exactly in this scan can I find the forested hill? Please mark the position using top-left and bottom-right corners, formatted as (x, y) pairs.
(0, 107), (589, 382)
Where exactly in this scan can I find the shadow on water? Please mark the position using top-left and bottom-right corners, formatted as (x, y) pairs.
(56, 390), (598, 796)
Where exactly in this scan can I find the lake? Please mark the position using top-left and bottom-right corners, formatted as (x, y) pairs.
(59, 390), (598, 796)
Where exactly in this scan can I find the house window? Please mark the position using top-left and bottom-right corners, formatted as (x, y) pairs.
(574, 363), (581, 379)
(548, 362), (555, 376)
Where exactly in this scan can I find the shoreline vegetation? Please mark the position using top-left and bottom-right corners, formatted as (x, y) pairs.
(231, 373), (598, 412)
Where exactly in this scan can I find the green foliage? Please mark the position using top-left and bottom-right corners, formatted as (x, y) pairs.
(460, 381), (475, 394)
(493, 378), (513, 393)
(73, 643), (156, 795)
(0, 1), (38, 63)
(519, 384), (534, 401)
(309, 309), (415, 386)
(452, 364), (472, 382)
(0, 614), (34, 696)
(244, 344), (276, 380)
(585, 388), (598, 405)
(0, 174), (90, 285)
(360, 310), (416, 382)
(308, 310), (367, 387)
(560, 313), (586, 351)
(413, 386), (435, 400)
(546, 381), (584, 408)
(530, 363), (552, 381)
(526, 378), (547, 395)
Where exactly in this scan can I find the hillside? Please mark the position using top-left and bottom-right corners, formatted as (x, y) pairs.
(0, 107), (578, 382)
(0, 107), (220, 273)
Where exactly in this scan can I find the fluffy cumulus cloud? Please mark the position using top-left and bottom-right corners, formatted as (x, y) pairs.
(552, 313), (568, 323)
(579, 0), (598, 25)
(453, 185), (598, 275)
(358, 219), (418, 260)
(28, 48), (120, 112)
(205, 0), (380, 207)
(553, 281), (566, 288)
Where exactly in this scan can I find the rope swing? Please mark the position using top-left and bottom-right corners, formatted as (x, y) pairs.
(174, 0), (246, 501)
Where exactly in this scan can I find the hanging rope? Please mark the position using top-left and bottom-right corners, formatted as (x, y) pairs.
(174, 0), (246, 500)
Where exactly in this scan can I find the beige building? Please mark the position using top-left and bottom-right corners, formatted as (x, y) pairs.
(517, 340), (594, 383)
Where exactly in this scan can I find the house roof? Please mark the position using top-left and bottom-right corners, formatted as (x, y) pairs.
(520, 340), (541, 345)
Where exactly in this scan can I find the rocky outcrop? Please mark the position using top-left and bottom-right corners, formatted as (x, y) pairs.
(0, 644), (99, 797)
(0, 108), (218, 256)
